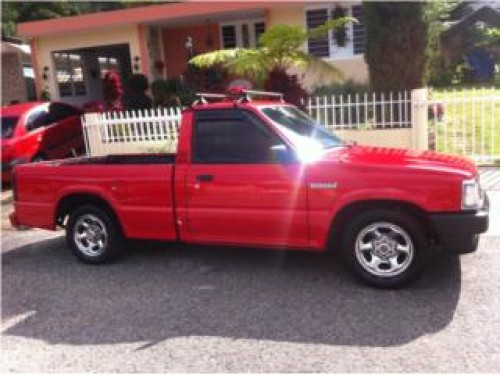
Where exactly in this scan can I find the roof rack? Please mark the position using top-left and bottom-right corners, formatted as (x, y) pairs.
(194, 87), (284, 105)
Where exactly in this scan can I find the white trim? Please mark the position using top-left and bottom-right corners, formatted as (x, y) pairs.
(322, 53), (365, 62)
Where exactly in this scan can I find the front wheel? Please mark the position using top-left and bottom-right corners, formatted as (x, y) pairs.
(341, 209), (429, 288)
(66, 205), (123, 264)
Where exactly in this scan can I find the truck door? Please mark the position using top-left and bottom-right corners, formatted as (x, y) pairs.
(184, 109), (309, 248)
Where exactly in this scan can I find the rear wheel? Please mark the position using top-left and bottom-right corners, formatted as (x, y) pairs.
(66, 205), (123, 264)
(341, 209), (429, 288)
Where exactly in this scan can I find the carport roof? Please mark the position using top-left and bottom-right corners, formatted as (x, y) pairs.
(17, 1), (287, 38)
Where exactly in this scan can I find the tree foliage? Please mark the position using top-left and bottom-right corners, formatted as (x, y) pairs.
(2, 1), (159, 37)
(363, 2), (429, 91)
(424, 0), (460, 86)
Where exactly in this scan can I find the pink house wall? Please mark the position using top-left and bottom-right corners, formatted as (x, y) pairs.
(162, 23), (220, 79)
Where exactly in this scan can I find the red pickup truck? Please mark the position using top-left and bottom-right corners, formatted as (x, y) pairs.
(10, 90), (489, 288)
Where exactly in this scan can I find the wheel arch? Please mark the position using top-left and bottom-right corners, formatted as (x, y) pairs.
(55, 193), (123, 234)
(326, 199), (437, 252)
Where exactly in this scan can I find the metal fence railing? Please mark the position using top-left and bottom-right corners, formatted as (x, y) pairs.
(427, 87), (500, 165)
(303, 91), (412, 131)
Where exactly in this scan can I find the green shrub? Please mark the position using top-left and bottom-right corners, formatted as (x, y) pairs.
(151, 78), (195, 107)
(126, 74), (149, 92)
(312, 80), (370, 96)
(264, 68), (307, 108)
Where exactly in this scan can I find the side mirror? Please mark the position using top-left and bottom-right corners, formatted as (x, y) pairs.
(270, 144), (296, 163)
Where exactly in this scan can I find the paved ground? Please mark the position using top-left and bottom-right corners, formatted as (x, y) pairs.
(1, 178), (500, 372)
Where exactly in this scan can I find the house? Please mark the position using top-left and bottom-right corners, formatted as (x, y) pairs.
(17, 2), (368, 106)
(1, 37), (36, 105)
(440, 3), (500, 78)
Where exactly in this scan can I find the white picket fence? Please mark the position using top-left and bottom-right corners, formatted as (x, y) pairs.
(82, 107), (182, 156)
(81, 87), (500, 164)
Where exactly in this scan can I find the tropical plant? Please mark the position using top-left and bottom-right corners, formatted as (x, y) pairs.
(189, 20), (356, 86)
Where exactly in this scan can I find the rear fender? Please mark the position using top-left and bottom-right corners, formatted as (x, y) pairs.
(53, 186), (123, 228)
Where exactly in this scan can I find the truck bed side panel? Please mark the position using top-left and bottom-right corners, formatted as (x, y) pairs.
(15, 162), (176, 240)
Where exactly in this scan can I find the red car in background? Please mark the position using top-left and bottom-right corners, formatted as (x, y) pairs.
(1, 102), (84, 183)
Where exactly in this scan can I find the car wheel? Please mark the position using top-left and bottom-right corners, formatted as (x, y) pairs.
(66, 205), (123, 264)
(341, 209), (429, 288)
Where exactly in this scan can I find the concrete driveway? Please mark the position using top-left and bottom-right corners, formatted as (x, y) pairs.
(1, 186), (499, 372)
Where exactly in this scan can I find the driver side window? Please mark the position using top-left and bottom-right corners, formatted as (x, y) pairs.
(193, 110), (292, 164)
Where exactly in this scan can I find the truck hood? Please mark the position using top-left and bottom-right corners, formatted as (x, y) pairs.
(325, 145), (477, 178)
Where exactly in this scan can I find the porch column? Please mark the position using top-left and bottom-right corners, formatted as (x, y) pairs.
(137, 25), (150, 78)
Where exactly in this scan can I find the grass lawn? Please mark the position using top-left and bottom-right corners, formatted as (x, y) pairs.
(430, 86), (500, 164)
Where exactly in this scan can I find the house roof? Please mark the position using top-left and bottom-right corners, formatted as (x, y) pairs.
(17, 2), (282, 38)
(450, 1), (500, 21)
(1, 41), (30, 55)
(442, 6), (500, 42)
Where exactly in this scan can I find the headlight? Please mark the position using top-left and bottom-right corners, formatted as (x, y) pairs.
(462, 179), (483, 210)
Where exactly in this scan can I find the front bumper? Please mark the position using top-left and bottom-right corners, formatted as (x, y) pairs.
(429, 195), (489, 254)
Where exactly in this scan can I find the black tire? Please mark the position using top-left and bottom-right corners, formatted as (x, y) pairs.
(341, 209), (429, 288)
(66, 205), (123, 264)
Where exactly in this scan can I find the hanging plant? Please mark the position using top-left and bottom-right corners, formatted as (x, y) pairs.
(332, 6), (348, 47)
(40, 89), (51, 102)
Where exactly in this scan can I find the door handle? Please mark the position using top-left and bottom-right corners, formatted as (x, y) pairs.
(196, 174), (214, 182)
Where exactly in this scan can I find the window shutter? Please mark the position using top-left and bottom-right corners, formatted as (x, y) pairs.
(352, 5), (365, 55)
(306, 9), (330, 57)
(221, 25), (237, 49)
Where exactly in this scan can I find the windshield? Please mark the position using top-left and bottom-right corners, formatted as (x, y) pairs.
(260, 105), (344, 150)
(1, 117), (18, 139)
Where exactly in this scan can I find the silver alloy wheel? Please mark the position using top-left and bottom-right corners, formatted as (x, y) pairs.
(355, 221), (414, 278)
(73, 214), (108, 257)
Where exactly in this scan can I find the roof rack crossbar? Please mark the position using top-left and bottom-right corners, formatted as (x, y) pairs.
(195, 92), (228, 104)
(193, 89), (285, 105)
(242, 89), (283, 100)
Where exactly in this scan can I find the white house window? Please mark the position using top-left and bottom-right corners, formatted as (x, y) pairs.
(53, 52), (87, 97)
(220, 20), (265, 49)
(352, 5), (365, 55)
(306, 4), (365, 59)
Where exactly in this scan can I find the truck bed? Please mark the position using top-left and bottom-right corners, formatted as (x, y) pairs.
(13, 154), (177, 241)
(49, 153), (176, 165)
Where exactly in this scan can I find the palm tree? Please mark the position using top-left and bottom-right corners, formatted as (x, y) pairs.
(189, 18), (356, 86)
